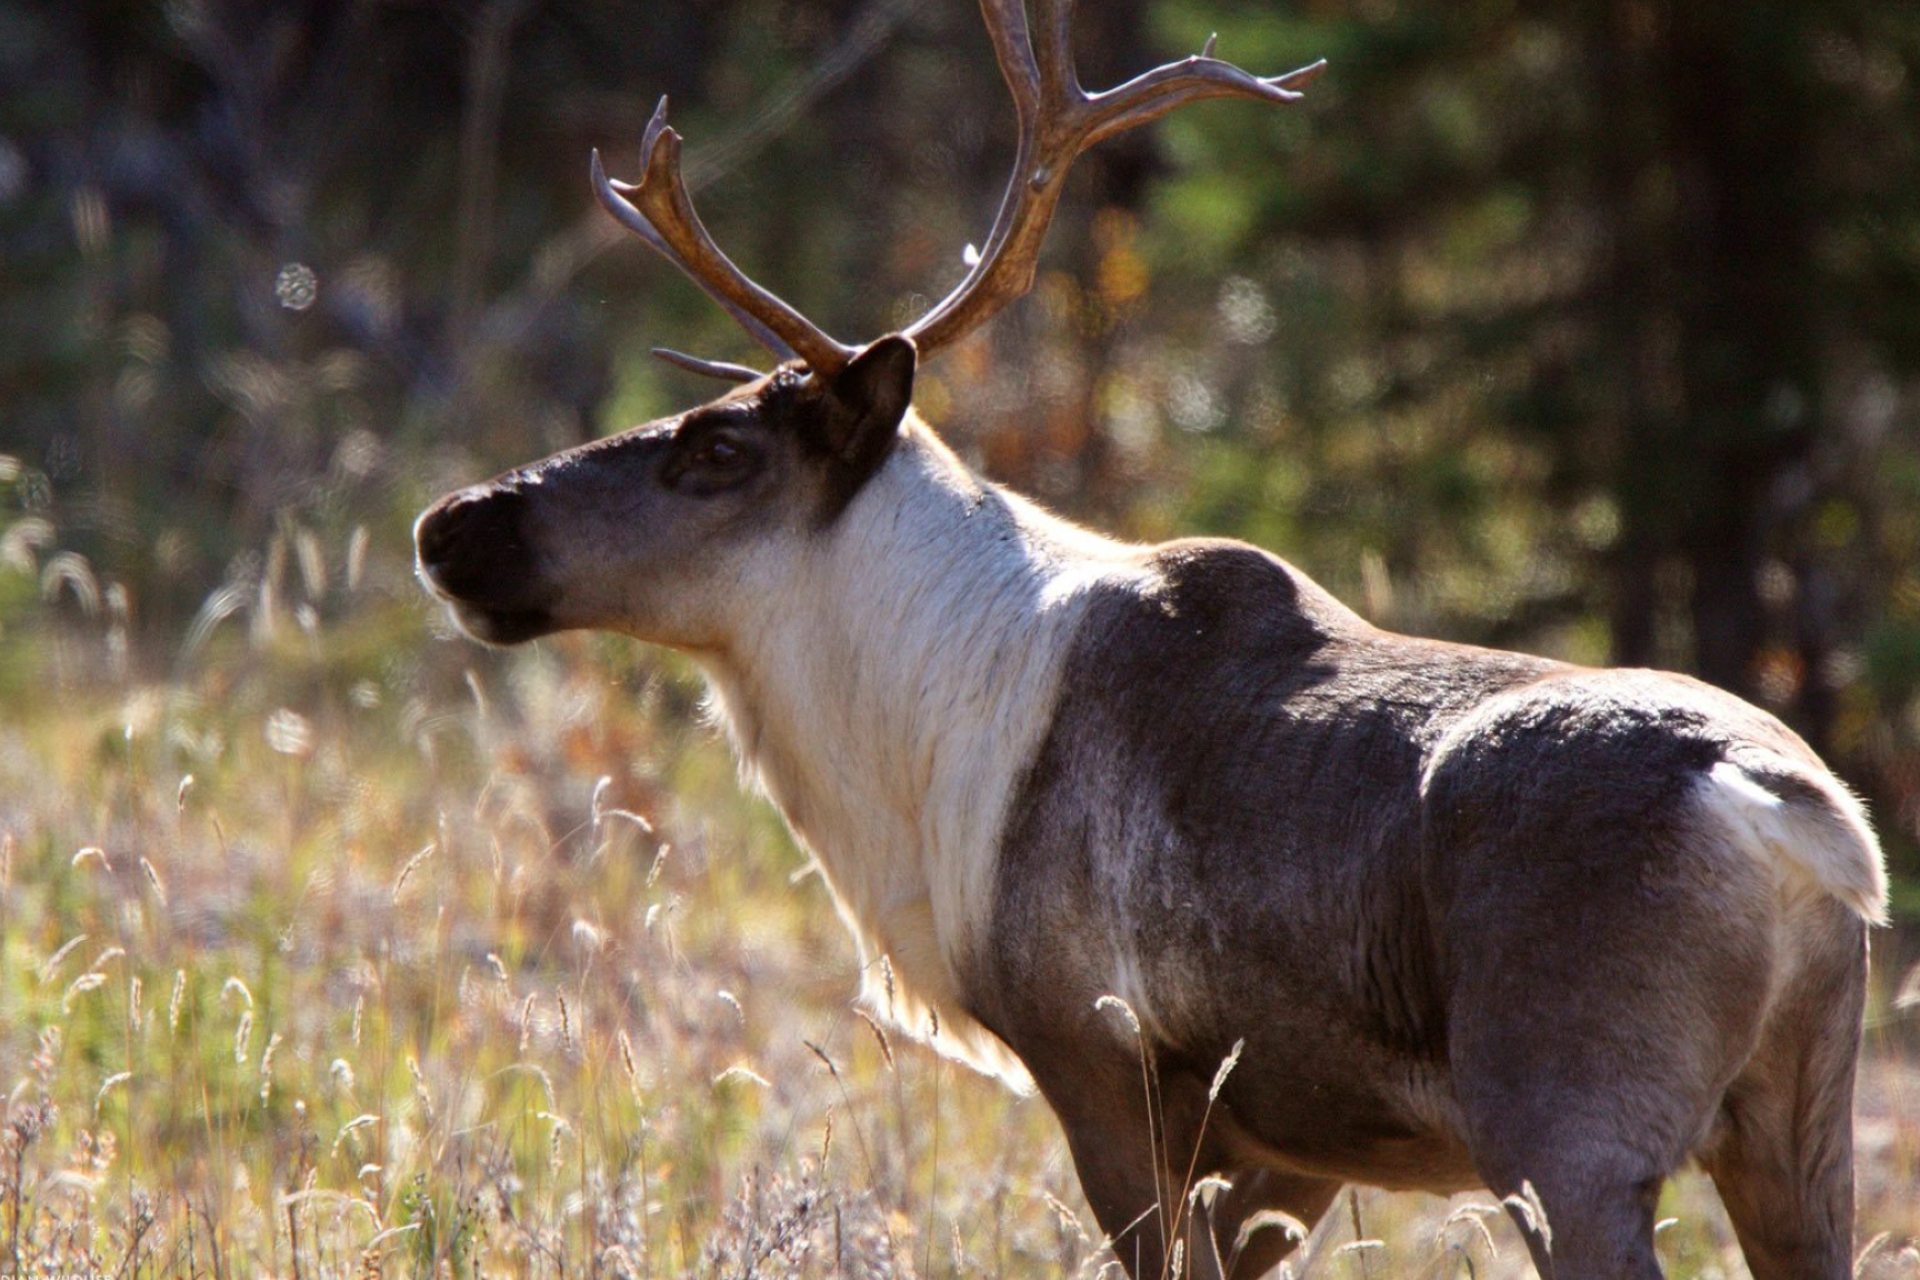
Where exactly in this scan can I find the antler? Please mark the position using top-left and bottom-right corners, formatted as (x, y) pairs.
(592, 4), (1321, 377)
(905, 0), (1323, 355)
(591, 98), (856, 377)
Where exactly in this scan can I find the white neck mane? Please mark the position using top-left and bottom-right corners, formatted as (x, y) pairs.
(699, 417), (1144, 1084)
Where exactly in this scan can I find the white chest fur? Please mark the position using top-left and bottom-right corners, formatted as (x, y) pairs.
(700, 421), (1145, 1085)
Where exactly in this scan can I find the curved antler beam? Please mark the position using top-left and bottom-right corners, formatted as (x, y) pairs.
(591, 98), (854, 376)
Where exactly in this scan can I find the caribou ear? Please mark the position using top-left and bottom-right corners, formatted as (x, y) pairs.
(820, 334), (916, 471)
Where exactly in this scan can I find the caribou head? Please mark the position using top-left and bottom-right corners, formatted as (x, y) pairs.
(414, 338), (916, 649)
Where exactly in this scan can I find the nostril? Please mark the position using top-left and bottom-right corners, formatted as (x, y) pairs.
(415, 496), (476, 568)
(414, 500), (470, 574)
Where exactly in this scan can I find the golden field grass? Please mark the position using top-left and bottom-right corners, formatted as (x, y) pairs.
(0, 512), (1916, 1280)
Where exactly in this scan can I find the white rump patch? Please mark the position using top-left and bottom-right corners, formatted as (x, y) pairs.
(1698, 760), (1889, 926)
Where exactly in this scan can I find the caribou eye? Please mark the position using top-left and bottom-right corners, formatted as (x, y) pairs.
(666, 427), (760, 494)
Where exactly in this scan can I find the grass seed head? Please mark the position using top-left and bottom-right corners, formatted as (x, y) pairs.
(390, 841), (435, 903)
(42, 934), (90, 984)
(617, 1030), (638, 1083)
(852, 1008), (895, 1071)
(138, 856), (168, 905)
(1503, 1179), (1553, 1248)
(62, 972), (107, 1012)
(94, 1072), (130, 1117)
(713, 1065), (770, 1090)
(1209, 1037), (1245, 1102)
(804, 1039), (840, 1081)
(1092, 994), (1141, 1038)
(30, 1025), (61, 1084)
(1235, 1209), (1309, 1255)
(1437, 1203), (1500, 1259)
(260, 1032), (283, 1102)
(1188, 1173), (1233, 1211)
(1042, 1191), (1089, 1244)
(331, 1114), (380, 1159)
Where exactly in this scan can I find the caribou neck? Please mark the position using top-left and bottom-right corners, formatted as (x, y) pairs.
(698, 418), (1140, 1072)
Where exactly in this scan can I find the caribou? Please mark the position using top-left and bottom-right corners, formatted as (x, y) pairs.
(414, 3), (1888, 1276)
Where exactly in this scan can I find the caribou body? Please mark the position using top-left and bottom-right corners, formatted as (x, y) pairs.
(414, 5), (1888, 1277)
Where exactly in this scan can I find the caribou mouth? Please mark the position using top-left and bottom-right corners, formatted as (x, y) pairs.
(436, 598), (557, 647)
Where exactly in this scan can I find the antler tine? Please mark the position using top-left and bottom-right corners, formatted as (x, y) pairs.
(591, 145), (794, 361)
(904, 0), (1321, 357)
(591, 98), (854, 376)
(640, 94), (672, 163)
(1026, 0), (1077, 108)
(979, 0), (1042, 124)
(1081, 55), (1327, 149)
(651, 347), (765, 383)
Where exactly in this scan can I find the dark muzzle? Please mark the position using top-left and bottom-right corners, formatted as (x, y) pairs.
(414, 484), (558, 644)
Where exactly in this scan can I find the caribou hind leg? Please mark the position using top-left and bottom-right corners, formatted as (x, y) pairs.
(1698, 901), (1866, 1280)
(1436, 830), (1780, 1278)
(1441, 963), (1766, 1275)
(1457, 1089), (1672, 1280)
(1490, 1164), (1665, 1280)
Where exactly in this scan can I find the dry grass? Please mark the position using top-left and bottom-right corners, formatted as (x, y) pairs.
(0, 507), (1916, 1279)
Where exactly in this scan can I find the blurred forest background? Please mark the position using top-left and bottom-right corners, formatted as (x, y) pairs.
(1, 0), (1919, 1275)
(7, 0), (1920, 878)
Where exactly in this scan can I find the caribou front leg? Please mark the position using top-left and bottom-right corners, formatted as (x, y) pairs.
(1044, 1055), (1335, 1280)
(1203, 1169), (1341, 1279)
